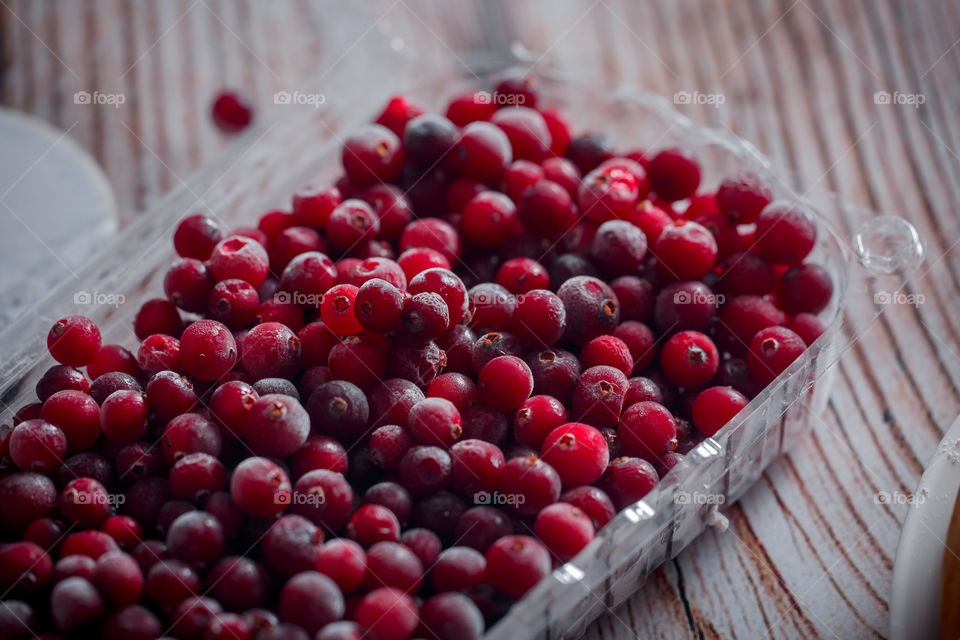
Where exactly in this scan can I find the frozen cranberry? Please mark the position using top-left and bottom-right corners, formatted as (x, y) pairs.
(257, 210), (293, 240)
(291, 184), (341, 228)
(8, 419), (66, 473)
(747, 326), (806, 385)
(513, 395), (567, 448)
(787, 312), (828, 346)
(626, 375), (663, 404)
(230, 457), (291, 518)
(540, 422), (609, 488)
(47, 315), (101, 367)
(211, 91), (253, 132)
(461, 404), (509, 446)
(572, 365), (628, 428)
(491, 106), (551, 161)
(368, 378), (424, 429)
(398, 446), (452, 497)
(653, 281), (717, 335)
(557, 276), (619, 345)
(279, 251), (337, 303)
(362, 482), (411, 527)
(407, 268), (467, 323)
(86, 344), (139, 380)
(144, 371), (196, 423)
(0, 600), (35, 638)
(753, 201), (817, 264)
(449, 438), (504, 497)
(361, 185), (413, 242)
(524, 348), (580, 406)
(468, 282), (514, 331)
(598, 456), (659, 510)
(477, 355), (533, 411)
(716, 171), (773, 224)
(647, 147), (700, 201)
(327, 199), (381, 252)
(57, 477), (109, 527)
(567, 133), (615, 173)
(397, 247), (451, 283)
(344, 504), (399, 547)
(454, 506), (513, 554)
(260, 514), (321, 577)
(426, 373), (477, 413)
(660, 331), (719, 387)
(580, 335), (632, 376)
(654, 220), (718, 280)
(578, 164), (640, 223)
(168, 452), (225, 501)
(51, 576), (105, 631)
(376, 94), (424, 137)
(470, 331), (522, 373)
(133, 299), (182, 340)
(0, 541), (52, 596)
(178, 320), (237, 381)
(169, 596), (222, 639)
(92, 551), (143, 608)
(717, 295), (787, 352)
(354, 279), (405, 333)
(60, 530), (119, 560)
(24, 517), (67, 552)
(291, 469), (354, 531)
(318, 283), (361, 336)
(207, 556), (267, 611)
(114, 442), (163, 483)
(494, 257), (548, 296)
(36, 365), (89, 402)
(298, 321), (338, 368)
(253, 377), (298, 399)
(405, 397), (462, 448)
(484, 535), (550, 598)
(692, 386), (749, 437)
(208, 380), (258, 437)
(163, 258), (216, 313)
(451, 121), (512, 182)
(342, 124), (405, 187)
(40, 390), (100, 452)
(386, 339), (446, 388)
(161, 412), (222, 463)
(241, 322), (302, 380)
(775, 263), (833, 314)
(619, 401), (678, 461)
(717, 251), (776, 297)
(535, 502), (595, 561)
(288, 436), (347, 480)
(364, 426), (409, 473)
(355, 587), (418, 640)
(88, 372), (139, 407)
(402, 113), (458, 166)
(244, 393), (310, 457)
(517, 179), (576, 238)
(426, 546), (484, 593)
(400, 218), (461, 265)
(497, 455), (560, 515)
(171, 214), (222, 261)
(608, 276), (653, 324)
(500, 159), (543, 202)
(445, 90), (498, 126)
(559, 485), (616, 529)
(137, 334), (182, 375)
(307, 380), (370, 442)
(315, 538), (367, 594)
(208, 236), (270, 288)
(0, 472), (57, 535)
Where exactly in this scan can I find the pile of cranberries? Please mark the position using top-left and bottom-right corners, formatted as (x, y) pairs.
(0, 76), (833, 640)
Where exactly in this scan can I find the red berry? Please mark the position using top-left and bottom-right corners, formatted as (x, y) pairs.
(654, 220), (718, 280)
(619, 401), (678, 461)
(647, 147), (700, 201)
(660, 331), (719, 387)
(534, 502), (595, 560)
(208, 236), (270, 288)
(692, 386), (749, 436)
(230, 457), (291, 518)
(774, 263), (833, 314)
(540, 422), (609, 488)
(478, 355), (533, 411)
(47, 315), (101, 367)
(747, 326), (806, 385)
(211, 91), (253, 133)
(342, 124), (405, 187)
(484, 535), (550, 598)
(497, 455), (560, 515)
(753, 202), (817, 265)
(9, 419), (66, 473)
(179, 320), (237, 381)
(716, 171), (773, 224)
(572, 365), (628, 428)
(321, 284), (363, 336)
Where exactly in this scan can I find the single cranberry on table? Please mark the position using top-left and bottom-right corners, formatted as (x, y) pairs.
(211, 91), (253, 133)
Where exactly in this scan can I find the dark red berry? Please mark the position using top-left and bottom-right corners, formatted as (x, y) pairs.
(647, 147), (700, 201)
(484, 535), (550, 598)
(747, 326), (806, 385)
(342, 124), (405, 187)
(572, 365), (628, 428)
(211, 91), (253, 133)
(753, 201), (817, 265)
(534, 502), (595, 560)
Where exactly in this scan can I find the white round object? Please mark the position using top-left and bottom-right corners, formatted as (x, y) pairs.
(890, 414), (960, 639)
(0, 108), (117, 328)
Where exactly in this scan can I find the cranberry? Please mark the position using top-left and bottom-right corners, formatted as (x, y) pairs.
(775, 263), (833, 314)
(0, 541), (52, 596)
(535, 502), (595, 560)
(471, 331), (522, 373)
(386, 339), (446, 388)
(355, 587), (418, 640)
(500, 159), (543, 202)
(211, 91), (253, 132)
(660, 331), (719, 387)
(608, 276), (653, 324)
(445, 90), (498, 125)
(291, 183), (341, 228)
(580, 335), (633, 375)
(787, 312), (828, 346)
(0, 472), (57, 535)
(242, 322), (302, 380)
(484, 535), (550, 598)
(169, 596), (223, 639)
(145, 371), (196, 422)
(163, 258), (215, 313)
(51, 576), (105, 631)
(578, 164), (641, 223)
(398, 446), (452, 497)
(47, 315), (101, 367)
(598, 456), (659, 510)
(753, 201), (817, 264)
(653, 281), (717, 335)
(136, 333), (181, 376)
(715, 295), (785, 351)
(0, 600), (35, 638)
(320, 284), (363, 336)
(86, 344), (139, 380)
(397, 246), (452, 282)
(291, 469), (354, 531)
(208, 380), (258, 437)
(497, 455), (560, 515)
(57, 477), (109, 527)
(692, 386), (749, 437)
(365, 425), (410, 473)
(230, 457), (291, 518)
(369, 378), (424, 428)
(654, 220), (718, 280)
(449, 438), (505, 497)
(572, 365), (628, 428)
(89, 372), (140, 406)
(375, 94), (424, 137)
(716, 171), (773, 224)
(567, 133), (615, 173)
(468, 283), (515, 331)
(620, 401), (678, 461)
(426, 372), (477, 413)
(279, 251), (337, 302)
(36, 364), (89, 402)
(491, 106), (551, 161)
(404, 397), (461, 448)
(298, 321), (338, 368)
(478, 355), (533, 411)
(208, 236), (270, 288)
(452, 121), (512, 182)
(161, 412), (222, 463)
(24, 517), (67, 552)
(518, 179), (576, 238)
(326, 199), (381, 252)
(315, 538), (367, 594)
(177, 320), (236, 381)
(647, 147), (700, 201)
(402, 113), (458, 166)
(168, 453), (225, 501)
(523, 348), (580, 406)
(408, 268), (469, 325)
(717, 252), (776, 297)
(9, 419), (66, 473)
(40, 390), (100, 452)
(93, 551), (143, 608)
(556, 276), (620, 345)
(171, 214), (222, 261)
(538, 422), (609, 488)
(354, 278), (405, 333)
(559, 485), (617, 529)
(513, 395), (567, 448)
(307, 380), (370, 442)
(747, 326), (806, 385)
(454, 506), (513, 553)
(361, 185), (413, 242)
(341, 124), (405, 187)
(461, 404), (509, 446)
(400, 218), (461, 265)
(207, 556), (267, 611)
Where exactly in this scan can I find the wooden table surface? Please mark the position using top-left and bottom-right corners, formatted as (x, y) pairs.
(3, 1), (960, 638)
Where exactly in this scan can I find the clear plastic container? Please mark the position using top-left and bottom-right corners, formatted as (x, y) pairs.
(0, 43), (924, 639)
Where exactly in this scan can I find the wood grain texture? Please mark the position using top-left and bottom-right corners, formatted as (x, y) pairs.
(3, 1), (959, 638)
